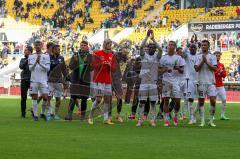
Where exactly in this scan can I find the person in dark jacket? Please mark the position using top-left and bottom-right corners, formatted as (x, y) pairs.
(123, 58), (135, 104)
(19, 45), (33, 118)
(65, 41), (92, 121)
(128, 56), (150, 120)
(109, 47), (129, 122)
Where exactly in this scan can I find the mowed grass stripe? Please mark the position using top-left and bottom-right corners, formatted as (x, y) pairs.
(0, 98), (239, 159)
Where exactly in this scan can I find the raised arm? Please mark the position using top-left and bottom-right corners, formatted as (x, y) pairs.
(182, 47), (189, 59)
(150, 32), (162, 59)
(111, 41), (119, 50)
(140, 34), (149, 57)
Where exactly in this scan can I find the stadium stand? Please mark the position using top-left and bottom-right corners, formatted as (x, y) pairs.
(198, 6), (238, 22)
(0, 0), (7, 17)
(7, 0), (60, 25)
(126, 6), (204, 43)
(2, 0), (240, 78)
(5, 0), (166, 31)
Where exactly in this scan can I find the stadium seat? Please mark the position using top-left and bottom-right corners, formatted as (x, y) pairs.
(198, 6), (238, 22)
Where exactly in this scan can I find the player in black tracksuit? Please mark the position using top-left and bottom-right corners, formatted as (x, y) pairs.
(19, 46), (33, 118)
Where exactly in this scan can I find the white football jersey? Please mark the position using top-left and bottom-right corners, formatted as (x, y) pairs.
(194, 52), (217, 84)
(139, 53), (160, 84)
(183, 49), (197, 82)
(28, 53), (50, 84)
(160, 54), (185, 84)
(176, 56), (186, 82)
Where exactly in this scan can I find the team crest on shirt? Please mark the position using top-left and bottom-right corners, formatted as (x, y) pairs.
(209, 58), (213, 63)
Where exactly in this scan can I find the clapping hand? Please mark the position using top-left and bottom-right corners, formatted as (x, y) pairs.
(150, 31), (155, 40)
(36, 55), (41, 64)
(202, 54), (207, 63)
(74, 54), (78, 61)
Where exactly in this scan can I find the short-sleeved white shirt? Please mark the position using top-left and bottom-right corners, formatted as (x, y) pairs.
(160, 54), (185, 84)
(139, 53), (160, 84)
(183, 50), (197, 82)
(28, 53), (50, 84)
(194, 52), (217, 84)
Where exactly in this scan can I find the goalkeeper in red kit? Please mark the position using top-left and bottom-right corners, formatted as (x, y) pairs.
(214, 51), (229, 120)
(88, 39), (117, 125)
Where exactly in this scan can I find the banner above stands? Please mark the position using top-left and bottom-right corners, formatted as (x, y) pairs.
(188, 21), (240, 32)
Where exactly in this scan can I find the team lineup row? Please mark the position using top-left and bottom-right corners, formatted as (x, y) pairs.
(19, 31), (228, 127)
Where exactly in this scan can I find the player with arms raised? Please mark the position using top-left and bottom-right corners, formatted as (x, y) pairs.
(182, 44), (198, 124)
(136, 30), (162, 127)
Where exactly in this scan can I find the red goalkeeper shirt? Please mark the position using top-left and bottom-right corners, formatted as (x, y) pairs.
(214, 62), (227, 87)
(91, 50), (117, 84)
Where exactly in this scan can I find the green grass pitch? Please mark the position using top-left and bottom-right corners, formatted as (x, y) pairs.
(0, 98), (239, 159)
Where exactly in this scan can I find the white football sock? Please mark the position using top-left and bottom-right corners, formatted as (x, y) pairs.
(183, 96), (188, 115)
(194, 102), (199, 115)
(32, 100), (38, 117)
(164, 113), (170, 121)
(199, 106), (205, 122)
(104, 113), (108, 121)
(221, 100), (226, 117)
(150, 102), (156, 121)
(137, 103), (145, 121)
(90, 100), (98, 118)
(103, 103), (110, 121)
(189, 102), (194, 120)
(49, 100), (53, 114)
(209, 105), (215, 122)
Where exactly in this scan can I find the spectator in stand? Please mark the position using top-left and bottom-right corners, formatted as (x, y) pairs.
(166, 3), (171, 10)
(144, 5), (154, 12)
(1, 43), (9, 60)
(0, 58), (4, 69)
(162, 16), (168, 27)
(0, 22), (4, 28)
(170, 20), (175, 30)
(3, 58), (8, 67)
(236, 6), (240, 19)
(0, 0), (7, 17)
